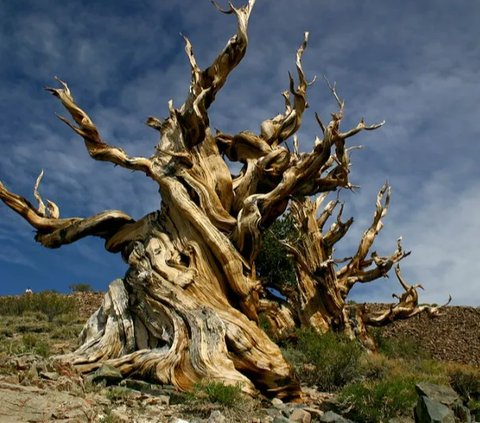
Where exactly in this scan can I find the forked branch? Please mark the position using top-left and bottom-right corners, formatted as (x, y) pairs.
(0, 178), (134, 250)
(260, 32), (310, 146)
(363, 265), (452, 326)
(46, 78), (154, 177)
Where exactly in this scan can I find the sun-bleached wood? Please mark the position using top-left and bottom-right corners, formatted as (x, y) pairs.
(0, 0), (446, 398)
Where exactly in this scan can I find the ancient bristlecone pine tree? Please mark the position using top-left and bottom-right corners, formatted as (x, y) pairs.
(0, 1), (448, 398)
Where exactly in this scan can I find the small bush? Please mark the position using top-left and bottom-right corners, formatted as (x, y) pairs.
(192, 381), (243, 407)
(339, 375), (417, 422)
(0, 292), (76, 322)
(283, 329), (362, 391)
(359, 353), (397, 381)
(69, 283), (93, 293)
(448, 366), (480, 401)
(0, 334), (50, 357)
(372, 329), (430, 360)
(468, 399), (480, 420)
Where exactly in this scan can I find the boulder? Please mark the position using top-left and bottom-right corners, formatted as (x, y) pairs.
(415, 396), (455, 423)
(415, 383), (460, 407)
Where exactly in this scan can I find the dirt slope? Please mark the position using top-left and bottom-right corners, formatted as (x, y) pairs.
(372, 305), (480, 367)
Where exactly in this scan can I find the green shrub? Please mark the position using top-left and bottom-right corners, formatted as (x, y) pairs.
(69, 283), (93, 293)
(0, 334), (50, 357)
(372, 329), (430, 360)
(192, 381), (243, 407)
(283, 329), (362, 391)
(339, 375), (417, 422)
(256, 214), (298, 287)
(0, 292), (76, 322)
(468, 399), (480, 420)
(448, 366), (480, 401)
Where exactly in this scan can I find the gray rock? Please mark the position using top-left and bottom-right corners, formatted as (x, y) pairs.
(208, 410), (226, 423)
(87, 364), (123, 386)
(272, 416), (290, 423)
(120, 379), (183, 404)
(40, 371), (59, 381)
(303, 407), (324, 418)
(320, 410), (354, 422)
(290, 408), (312, 423)
(272, 397), (285, 408)
(415, 383), (460, 407)
(415, 396), (456, 423)
(265, 408), (282, 417)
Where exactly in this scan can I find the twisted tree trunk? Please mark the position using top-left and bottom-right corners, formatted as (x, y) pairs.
(0, 0), (447, 398)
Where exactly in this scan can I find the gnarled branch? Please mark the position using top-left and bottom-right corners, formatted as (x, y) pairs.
(0, 178), (134, 250)
(46, 78), (154, 177)
(362, 265), (452, 326)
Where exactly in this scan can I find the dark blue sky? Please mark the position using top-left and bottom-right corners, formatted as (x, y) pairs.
(1, 0), (479, 305)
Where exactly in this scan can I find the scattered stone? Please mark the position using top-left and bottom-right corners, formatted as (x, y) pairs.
(170, 419), (190, 423)
(303, 407), (324, 418)
(266, 407), (282, 418)
(208, 410), (226, 423)
(120, 379), (185, 404)
(415, 396), (455, 423)
(87, 364), (123, 386)
(320, 410), (354, 422)
(272, 416), (290, 423)
(290, 408), (312, 423)
(40, 371), (59, 381)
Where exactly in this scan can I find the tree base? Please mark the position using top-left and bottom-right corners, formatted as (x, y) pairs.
(62, 279), (300, 399)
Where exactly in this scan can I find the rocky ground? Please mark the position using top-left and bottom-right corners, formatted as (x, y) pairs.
(367, 304), (480, 367)
(0, 292), (478, 422)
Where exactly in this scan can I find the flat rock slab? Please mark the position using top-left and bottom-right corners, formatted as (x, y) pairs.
(415, 382), (459, 407)
(0, 381), (94, 423)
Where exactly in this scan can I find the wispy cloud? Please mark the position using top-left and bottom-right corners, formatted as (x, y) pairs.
(0, 0), (479, 304)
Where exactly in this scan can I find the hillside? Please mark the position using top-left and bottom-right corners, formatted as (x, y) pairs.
(0, 292), (479, 422)
(77, 293), (480, 367)
(370, 304), (480, 367)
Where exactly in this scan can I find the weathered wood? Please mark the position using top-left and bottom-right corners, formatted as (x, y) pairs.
(0, 0), (445, 398)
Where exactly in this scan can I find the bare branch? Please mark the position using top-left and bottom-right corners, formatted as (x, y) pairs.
(340, 118), (385, 139)
(339, 183), (390, 279)
(323, 76), (344, 117)
(33, 170), (47, 216)
(32, 170), (60, 219)
(260, 32), (310, 146)
(0, 180), (134, 250)
(315, 112), (326, 134)
(363, 265), (452, 326)
(323, 205), (354, 248)
(46, 78), (154, 177)
(191, 0), (255, 109)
